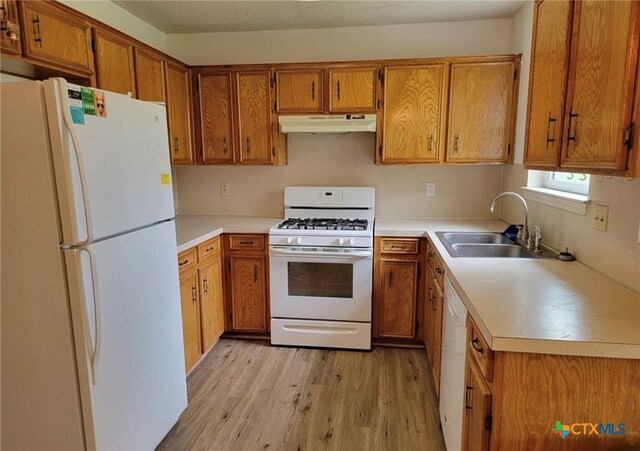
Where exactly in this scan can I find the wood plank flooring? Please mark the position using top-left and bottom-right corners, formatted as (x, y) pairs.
(157, 339), (446, 451)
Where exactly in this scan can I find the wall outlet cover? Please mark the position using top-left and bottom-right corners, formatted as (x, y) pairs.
(592, 204), (609, 232)
(426, 182), (436, 197)
(220, 182), (230, 196)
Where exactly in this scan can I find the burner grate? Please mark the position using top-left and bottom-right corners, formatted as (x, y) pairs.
(277, 218), (368, 231)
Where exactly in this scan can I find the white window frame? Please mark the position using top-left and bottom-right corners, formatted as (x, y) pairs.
(543, 172), (590, 195)
(522, 170), (590, 215)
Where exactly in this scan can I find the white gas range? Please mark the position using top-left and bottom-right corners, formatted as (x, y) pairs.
(269, 187), (375, 350)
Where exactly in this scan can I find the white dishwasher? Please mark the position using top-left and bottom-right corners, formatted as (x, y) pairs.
(439, 276), (468, 451)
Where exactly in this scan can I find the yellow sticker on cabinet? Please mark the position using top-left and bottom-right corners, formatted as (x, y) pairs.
(160, 173), (171, 185)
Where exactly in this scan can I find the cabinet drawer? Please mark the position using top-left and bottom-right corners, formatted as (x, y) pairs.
(380, 238), (419, 254)
(177, 248), (197, 273)
(467, 315), (494, 382)
(228, 235), (265, 251)
(197, 236), (221, 261)
(426, 244), (445, 282)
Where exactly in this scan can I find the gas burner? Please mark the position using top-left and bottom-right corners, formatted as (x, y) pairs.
(277, 218), (369, 231)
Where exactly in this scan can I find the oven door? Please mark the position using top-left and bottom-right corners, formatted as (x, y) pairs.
(269, 246), (372, 322)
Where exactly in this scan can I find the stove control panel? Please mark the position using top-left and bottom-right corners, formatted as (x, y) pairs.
(270, 235), (372, 248)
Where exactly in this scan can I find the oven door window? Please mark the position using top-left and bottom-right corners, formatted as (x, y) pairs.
(287, 262), (353, 298)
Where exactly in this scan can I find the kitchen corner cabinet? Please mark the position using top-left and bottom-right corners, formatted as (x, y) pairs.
(133, 47), (165, 102)
(425, 242), (444, 395)
(275, 69), (324, 114)
(525, 0), (640, 174)
(177, 236), (225, 373)
(166, 61), (194, 164)
(373, 238), (423, 342)
(1, 0), (21, 55)
(224, 235), (269, 333)
(93, 27), (135, 96)
(19, 0), (93, 74)
(380, 65), (446, 163)
(328, 67), (378, 113)
(446, 61), (516, 163)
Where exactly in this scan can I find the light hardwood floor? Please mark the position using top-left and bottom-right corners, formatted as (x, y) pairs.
(158, 339), (446, 451)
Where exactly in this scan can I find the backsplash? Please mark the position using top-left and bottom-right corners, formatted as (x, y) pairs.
(500, 164), (640, 293)
(175, 133), (504, 219)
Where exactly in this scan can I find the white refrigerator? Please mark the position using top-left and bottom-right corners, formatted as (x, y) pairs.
(1, 78), (187, 450)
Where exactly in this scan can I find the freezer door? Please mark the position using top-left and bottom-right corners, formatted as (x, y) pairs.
(44, 78), (175, 245)
(65, 221), (187, 450)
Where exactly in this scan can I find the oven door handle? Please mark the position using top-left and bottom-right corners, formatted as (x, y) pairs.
(270, 248), (372, 258)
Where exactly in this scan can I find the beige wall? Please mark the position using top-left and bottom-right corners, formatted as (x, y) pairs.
(60, 0), (167, 52)
(176, 133), (503, 219)
(167, 18), (514, 65)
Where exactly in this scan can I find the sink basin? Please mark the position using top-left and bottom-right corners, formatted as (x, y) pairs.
(440, 232), (514, 245)
(450, 243), (536, 258)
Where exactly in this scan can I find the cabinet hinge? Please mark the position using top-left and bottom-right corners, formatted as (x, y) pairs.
(513, 69), (518, 80)
(380, 71), (385, 85)
(228, 261), (231, 272)
(417, 262), (421, 279)
(379, 145), (383, 156)
(272, 147), (276, 157)
(415, 321), (419, 336)
(485, 414), (493, 432)
(200, 146), (204, 160)
(377, 99), (381, 110)
(274, 100), (277, 111)
(270, 75), (274, 88)
(91, 38), (96, 53)
(624, 123), (635, 150)
(507, 144), (511, 155)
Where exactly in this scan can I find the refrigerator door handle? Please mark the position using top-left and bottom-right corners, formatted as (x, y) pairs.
(78, 247), (102, 385)
(56, 78), (94, 245)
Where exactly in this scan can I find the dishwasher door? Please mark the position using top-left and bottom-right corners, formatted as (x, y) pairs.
(439, 276), (468, 451)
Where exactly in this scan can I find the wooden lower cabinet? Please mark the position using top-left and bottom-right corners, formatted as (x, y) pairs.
(178, 236), (225, 373)
(224, 235), (269, 333)
(463, 354), (492, 451)
(425, 264), (444, 395)
(373, 237), (424, 343)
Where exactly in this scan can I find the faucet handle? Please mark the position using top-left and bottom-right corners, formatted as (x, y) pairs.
(532, 225), (543, 253)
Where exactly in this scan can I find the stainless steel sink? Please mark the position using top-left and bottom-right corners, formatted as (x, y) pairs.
(440, 232), (514, 245)
(450, 243), (536, 258)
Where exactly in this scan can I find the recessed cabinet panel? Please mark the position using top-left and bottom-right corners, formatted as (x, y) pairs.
(524, 0), (573, 167)
(236, 71), (273, 164)
(229, 256), (268, 332)
(166, 62), (193, 164)
(329, 67), (378, 112)
(180, 272), (201, 372)
(134, 48), (165, 102)
(199, 72), (235, 164)
(93, 28), (136, 96)
(276, 69), (323, 113)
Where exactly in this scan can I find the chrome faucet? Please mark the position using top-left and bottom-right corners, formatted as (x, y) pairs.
(489, 192), (530, 245)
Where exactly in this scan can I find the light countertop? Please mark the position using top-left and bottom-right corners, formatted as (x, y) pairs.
(175, 215), (282, 252)
(376, 218), (640, 360)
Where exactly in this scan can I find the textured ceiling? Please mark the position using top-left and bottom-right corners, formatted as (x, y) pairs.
(113, 0), (527, 34)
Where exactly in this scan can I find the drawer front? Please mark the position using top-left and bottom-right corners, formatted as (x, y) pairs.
(197, 236), (221, 261)
(380, 238), (419, 254)
(229, 234), (265, 251)
(468, 316), (494, 381)
(177, 248), (197, 273)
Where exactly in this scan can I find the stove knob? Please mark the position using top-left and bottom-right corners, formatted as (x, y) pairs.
(296, 237), (303, 245)
(286, 237), (293, 244)
(348, 238), (355, 246)
(338, 238), (345, 246)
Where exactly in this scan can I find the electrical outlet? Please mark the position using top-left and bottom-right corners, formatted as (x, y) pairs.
(592, 204), (609, 232)
(426, 183), (436, 197)
(220, 182), (230, 196)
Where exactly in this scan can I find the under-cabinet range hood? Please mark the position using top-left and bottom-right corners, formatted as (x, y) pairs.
(278, 114), (377, 134)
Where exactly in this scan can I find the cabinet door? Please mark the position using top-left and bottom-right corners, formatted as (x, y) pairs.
(20, 1), (93, 74)
(229, 256), (268, 332)
(0, 0), (21, 55)
(180, 271), (202, 372)
(430, 273), (444, 395)
(199, 257), (225, 351)
(276, 69), (323, 113)
(382, 65), (445, 163)
(93, 28), (136, 96)
(166, 61), (194, 164)
(133, 47), (165, 102)
(236, 71), (273, 164)
(447, 62), (515, 163)
(561, 0), (640, 170)
(378, 260), (418, 339)
(524, 0), (573, 167)
(328, 67), (377, 112)
(463, 357), (492, 451)
(199, 72), (235, 164)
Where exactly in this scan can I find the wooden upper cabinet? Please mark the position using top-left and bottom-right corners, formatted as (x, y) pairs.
(20, 1), (93, 74)
(228, 256), (268, 332)
(235, 71), (273, 164)
(378, 260), (418, 339)
(166, 61), (194, 164)
(93, 28), (135, 96)
(276, 69), (323, 113)
(0, 0), (21, 55)
(328, 67), (378, 112)
(198, 72), (235, 164)
(463, 357), (492, 451)
(180, 271), (201, 372)
(524, 0), (573, 168)
(561, 0), (640, 170)
(446, 62), (516, 163)
(199, 257), (225, 352)
(382, 65), (445, 163)
(133, 47), (165, 102)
